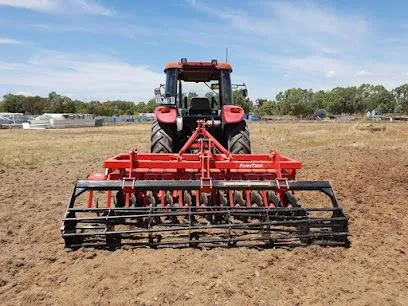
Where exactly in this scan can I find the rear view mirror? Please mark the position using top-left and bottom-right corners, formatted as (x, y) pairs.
(211, 83), (220, 90)
(154, 88), (161, 96)
(232, 83), (248, 97)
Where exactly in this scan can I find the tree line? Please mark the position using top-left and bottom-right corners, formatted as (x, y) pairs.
(0, 91), (158, 116)
(253, 84), (408, 117)
(1, 83), (408, 117)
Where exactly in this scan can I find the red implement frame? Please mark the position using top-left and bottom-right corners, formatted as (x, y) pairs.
(88, 121), (301, 209)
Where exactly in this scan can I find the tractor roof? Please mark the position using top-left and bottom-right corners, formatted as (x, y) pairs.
(164, 60), (232, 72)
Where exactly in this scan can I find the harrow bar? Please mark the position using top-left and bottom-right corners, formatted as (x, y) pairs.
(74, 179), (336, 192)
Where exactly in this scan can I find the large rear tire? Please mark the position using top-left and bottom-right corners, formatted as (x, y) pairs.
(226, 121), (251, 154)
(151, 120), (174, 153)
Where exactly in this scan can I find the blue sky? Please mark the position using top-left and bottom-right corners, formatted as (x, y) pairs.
(0, 0), (408, 101)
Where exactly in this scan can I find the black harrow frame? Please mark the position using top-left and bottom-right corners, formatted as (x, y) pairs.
(62, 179), (349, 249)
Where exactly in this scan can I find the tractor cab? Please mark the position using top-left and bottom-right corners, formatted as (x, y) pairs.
(162, 59), (232, 115)
(155, 58), (247, 117)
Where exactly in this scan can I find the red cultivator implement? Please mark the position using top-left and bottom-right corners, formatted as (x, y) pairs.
(61, 120), (349, 249)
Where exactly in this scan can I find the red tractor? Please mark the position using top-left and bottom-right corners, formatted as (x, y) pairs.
(61, 59), (350, 249)
(152, 58), (250, 154)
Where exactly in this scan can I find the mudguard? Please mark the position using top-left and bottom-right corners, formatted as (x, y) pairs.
(155, 106), (177, 123)
(222, 105), (245, 123)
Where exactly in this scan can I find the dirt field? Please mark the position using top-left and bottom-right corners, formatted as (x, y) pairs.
(0, 122), (407, 305)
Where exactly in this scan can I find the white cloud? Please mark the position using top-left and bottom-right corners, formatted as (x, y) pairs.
(272, 55), (348, 76)
(356, 70), (372, 76)
(0, 0), (112, 16)
(16, 91), (34, 96)
(73, 0), (112, 16)
(306, 41), (340, 55)
(268, 1), (366, 38)
(326, 70), (336, 78)
(0, 37), (20, 45)
(0, 0), (58, 11)
(187, 0), (366, 50)
(29, 22), (152, 38)
(0, 50), (163, 101)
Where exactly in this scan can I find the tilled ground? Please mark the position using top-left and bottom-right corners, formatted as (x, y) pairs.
(0, 122), (407, 305)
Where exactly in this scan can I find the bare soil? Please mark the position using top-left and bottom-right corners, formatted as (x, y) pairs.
(0, 122), (407, 305)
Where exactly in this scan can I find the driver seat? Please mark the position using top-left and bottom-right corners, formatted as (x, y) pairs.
(189, 97), (212, 114)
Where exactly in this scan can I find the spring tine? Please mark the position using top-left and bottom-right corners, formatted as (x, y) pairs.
(261, 191), (268, 207)
(228, 190), (234, 207)
(195, 190), (200, 206)
(106, 191), (111, 208)
(245, 190), (251, 208)
(159, 190), (165, 207)
(125, 192), (130, 208)
(178, 190), (183, 208)
(87, 190), (93, 208)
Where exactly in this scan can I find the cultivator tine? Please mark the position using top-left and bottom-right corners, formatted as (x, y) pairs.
(61, 179), (350, 249)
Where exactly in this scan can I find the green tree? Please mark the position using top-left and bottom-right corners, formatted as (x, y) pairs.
(145, 99), (158, 112)
(326, 87), (360, 114)
(187, 92), (198, 100)
(275, 88), (314, 117)
(310, 90), (329, 111)
(1, 94), (25, 113)
(392, 84), (408, 114)
(135, 102), (147, 113)
(86, 101), (103, 115)
(205, 91), (216, 100)
(256, 99), (267, 107)
(254, 100), (278, 116)
(73, 100), (87, 113)
(357, 84), (394, 113)
(233, 90), (253, 114)
(23, 96), (48, 114)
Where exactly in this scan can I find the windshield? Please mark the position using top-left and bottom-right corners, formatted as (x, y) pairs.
(180, 80), (220, 109)
(164, 68), (232, 109)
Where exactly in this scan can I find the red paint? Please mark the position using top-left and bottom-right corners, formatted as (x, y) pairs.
(155, 106), (177, 123)
(222, 105), (244, 123)
(87, 191), (93, 208)
(87, 173), (105, 208)
(88, 173), (106, 180)
(165, 61), (232, 71)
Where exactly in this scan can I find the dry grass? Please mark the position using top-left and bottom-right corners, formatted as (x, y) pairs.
(252, 121), (405, 148)
(0, 124), (152, 169)
(1, 121), (406, 169)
